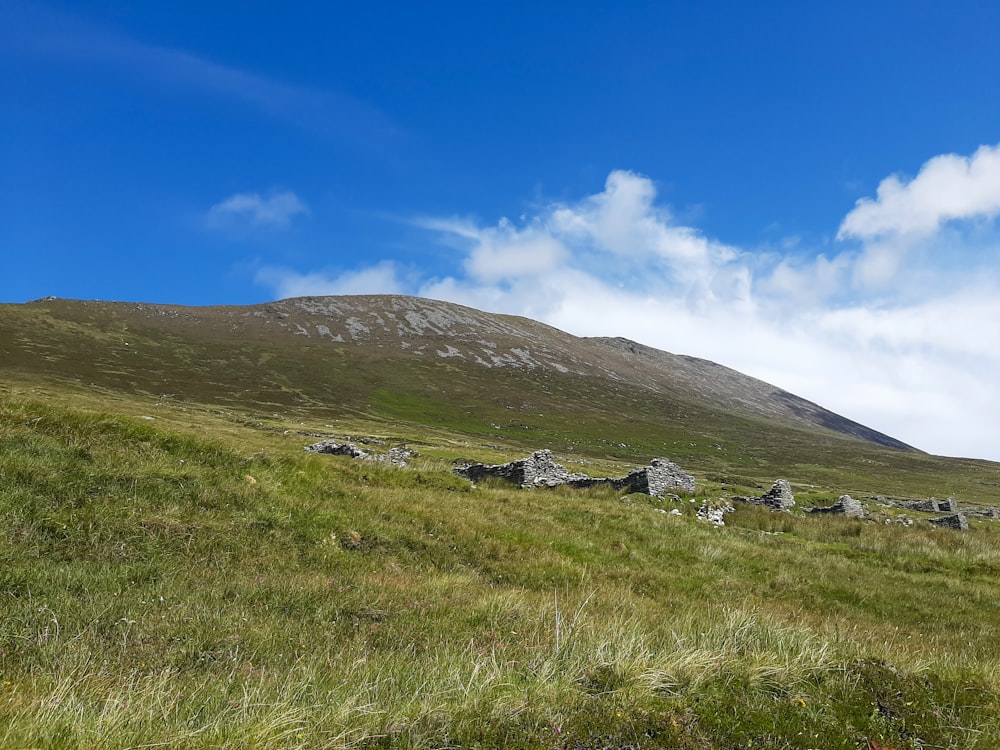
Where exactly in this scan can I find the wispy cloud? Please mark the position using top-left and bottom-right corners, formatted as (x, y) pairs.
(0, 3), (402, 147)
(257, 150), (1000, 460)
(207, 190), (308, 229)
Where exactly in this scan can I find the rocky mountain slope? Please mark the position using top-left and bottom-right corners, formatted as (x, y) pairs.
(5, 294), (910, 450)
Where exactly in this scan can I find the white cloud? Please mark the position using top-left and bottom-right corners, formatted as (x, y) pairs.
(837, 145), (1000, 290)
(256, 152), (1000, 460)
(256, 261), (405, 299)
(839, 143), (1000, 240)
(208, 191), (308, 229)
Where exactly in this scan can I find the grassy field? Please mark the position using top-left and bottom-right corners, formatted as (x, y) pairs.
(2, 381), (1000, 748)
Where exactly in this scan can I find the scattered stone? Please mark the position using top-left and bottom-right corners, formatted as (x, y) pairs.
(381, 447), (414, 467)
(884, 514), (913, 526)
(306, 441), (370, 459)
(929, 513), (969, 531)
(452, 450), (695, 497)
(734, 480), (795, 512)
(970, 507), (999, 520)
(697, 499), (735, 526)
(669, 508), (682, 516)
(808, 494), (866, 518)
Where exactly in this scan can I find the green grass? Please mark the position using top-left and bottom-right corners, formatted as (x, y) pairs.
(2, 391), (1000, 748)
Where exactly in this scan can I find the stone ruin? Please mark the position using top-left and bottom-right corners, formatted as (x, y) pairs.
(902, 497), (958, 513)
(305, 440), (413, 467)
(929, 513), (969, 531)
(454, 449), (583, 488)
(807, 494), (866, 518)
(452, 449), (696, 497)
(733, 479), (795, 512)
(305, 440), (994, 531)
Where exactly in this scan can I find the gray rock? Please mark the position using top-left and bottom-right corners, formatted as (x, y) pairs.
(380, 447), (413, 467)
(305, 440), (412, 467)
(808, 494), (866, 518)
(697, 499), (735, 526)
(929, 513), (969, 531)
(305, 440), (369, 459)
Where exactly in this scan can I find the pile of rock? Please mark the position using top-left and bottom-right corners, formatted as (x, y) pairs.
(808, 494), (866, 518)
(453, 450), (696, 498)
(697, 498), (735, 526)
(734, 479), (795, 512)
(305, 440), (413, 467)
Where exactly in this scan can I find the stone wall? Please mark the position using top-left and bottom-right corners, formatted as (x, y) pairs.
(807, 494), (866, 518)
(454, 450), (695, 498)
(734, 479), (795, 511)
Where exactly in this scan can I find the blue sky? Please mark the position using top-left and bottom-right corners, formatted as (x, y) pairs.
(2, 1), (999, 460)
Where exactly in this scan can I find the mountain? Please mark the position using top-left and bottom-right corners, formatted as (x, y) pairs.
(0, 294), (911, 443)
(3, 293), (996, 501)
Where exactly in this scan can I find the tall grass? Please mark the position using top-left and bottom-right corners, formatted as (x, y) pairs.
(2, 393), (999, 748)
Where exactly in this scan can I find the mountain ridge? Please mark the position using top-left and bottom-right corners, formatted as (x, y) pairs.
(6, 293), (915, 453)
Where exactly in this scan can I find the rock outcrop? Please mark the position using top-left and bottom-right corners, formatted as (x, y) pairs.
(808, 494), (866, 518)
(453, 450), (695, 498)
(734, 479), (795, 511)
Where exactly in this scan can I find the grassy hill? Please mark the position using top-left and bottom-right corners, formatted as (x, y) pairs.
(2, 296), (999, 748)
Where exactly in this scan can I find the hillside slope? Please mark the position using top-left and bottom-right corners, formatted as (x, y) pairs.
(1, 294), (910, 444)
(2, 294), (997, 503)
